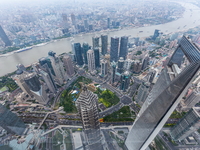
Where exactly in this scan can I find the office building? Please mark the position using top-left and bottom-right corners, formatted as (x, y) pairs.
(152, 29), (160, 40)
(101, 60), (108, 76)
(0, 25), (12, 46)
(83, 42), (89, 64)
(0, 104), (26, 135)
(71, 13), (76, 25)
(107, 18), (110, 29)
(63, 55), (75, 77)
(39, 57), (55, 76)
(110, 36), (119, 62)
(84, 20), (89, 30)
(101, 34), (108, 55)
(136, 82), (150, 106)
(117, 57), (124, 74)
(94, 48), (100, 68)
(120, 71), (130, 92)
(124, 59), (133, 71)
(48, 51), (66, 85)
(24, 73), (48, 104)
(119, 36), (128, 59)
(92, 36), (100, 48)
(40, 69), (56, 93)
(125, 36), (200, 150)
(141, 56), (149, 70)
(170, 107), (200, 141)
(87, 50), (95, 73)
(74, 43), (84, 66)
(76, 86), (103, 150)
(132, 60), (142, 73)
(111, 61), (117, 84)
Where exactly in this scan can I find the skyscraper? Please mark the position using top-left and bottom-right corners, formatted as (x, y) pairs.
(83, 42), (89, 64)
(170, 107), (200, 141)
(107, 18), (110, 29)
(71, 13), (76, 25)
(92, 36), (100, 48)
(110, 36), (119, 62)
(125, 36), (200, 150)
(84, 19), (89, 30)
(24, 73), (48, 104)
(120, 71), (130, 92)
(48, 51), (66, 85)
(0, 104), (26, 135)
(136, 82), (150, 106)
(119, 36), (128, 59)
(111, 61), (117, 84)
(87, 50), (95, 73)
(101, 34), (108, 55)
(117, 57), (124, 74)
(76, 86), (103, 150)
(0, 25), (12, 46)
(94, 48), (100, 68)
(39, 57), (55, 76)
(141, 56), (149, 70)
(63, 55), (75, 77)
(101, 60), (108, 76)
(40, 69), (56, 93)
(152, 29), (160, 40)
(74, 43), (84, 66)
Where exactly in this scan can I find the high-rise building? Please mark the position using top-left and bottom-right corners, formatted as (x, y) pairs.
(125, 36), (200, 150)
(152, 29), (160, 40)
(74, 43), (84, 66)
(63, 55), (75, 77)
(111, 61), (117, 84)
(83, 42), (89, 64)
(24, 73), (48, 104)
(0, 25), (12, 46)
(40, 69), (56, 93)
(94, 48), (100, 68)
(87, 50), (95, 73)
(101, 35), (108, 55)
(124, 59), (133, 71)
(120, 71), (130, 92)
(170, 107), (200, 141)
(48, 51), (66, 85)
(107, 18), (110, 29)
(71, 13), (76, 25)
(0, 104), (26, 135)
(117, 57), (124, 74)
(132, 60), (142, 73)
(119, 36), (128, 59)
(101, 60), (108, 76)
(84, 20), (89, 30)
(136, 82), (150, 106)
(76, 86), (103, 150)
(110, 36), (119, 62)
(141, 56), (149, 70)
(92, 36), (100, 48)
(39, 57), (55, 76)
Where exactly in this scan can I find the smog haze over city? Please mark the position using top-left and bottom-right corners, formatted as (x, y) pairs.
(0, 0), (200, 150)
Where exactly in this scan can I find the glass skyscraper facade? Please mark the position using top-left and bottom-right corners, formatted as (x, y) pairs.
(110, 36), (119, 62)
(74, 43), (84, 66)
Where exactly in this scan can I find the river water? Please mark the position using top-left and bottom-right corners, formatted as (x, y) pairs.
(0, 2), (200, 76)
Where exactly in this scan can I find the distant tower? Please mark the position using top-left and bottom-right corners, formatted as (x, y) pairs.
(0, 25), (12, 46)
(40, 69), (56, 93)
(87, 50), (95, 73)
(111, 61), (117, 84)
(119, 36), (128, 59)
(83, 42), (89, 64)
(0, 104), (26, 135)
(63, 55), (75, 77)
(24, 73), (48, 104)
(101, 60), (108, 76)
(107, 18), (110, 29)
(84, 20), (89, 30)
(117, 57), (124, 74)
(110, 36), (119, 62)
(71, 13), (76, 25)
(94, 48), (100, 68)
(76, 86), (103, 150)
(92, 36), (100, 48)
(101, 34), (108, 55)
(48, 51), (66, 85)
(120, 71), (130, 92)
(74, 43), (84, 66)
(170, 107), (200, 141)
(152, 29), (160, 40)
